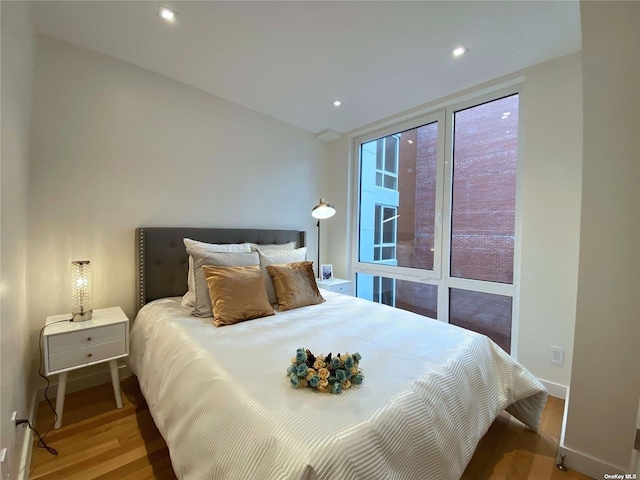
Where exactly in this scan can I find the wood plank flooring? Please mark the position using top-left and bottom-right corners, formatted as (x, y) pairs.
(30, 376), (592, 479)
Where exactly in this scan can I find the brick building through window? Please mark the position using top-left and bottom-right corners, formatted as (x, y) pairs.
(356, 93), (518, 353)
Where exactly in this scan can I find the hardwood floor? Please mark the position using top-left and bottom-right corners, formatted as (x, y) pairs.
(30, 376), (175, 480)
(461, 395), (591, 480)
(30, 376), (592, 479)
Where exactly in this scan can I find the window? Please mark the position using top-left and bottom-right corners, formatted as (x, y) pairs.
(450, 96), (518, 284)
(356, 273), (438, 318)
(358, 120), (441, 273)
(373, 276), (395, 306)
(374, 205), (397, 262)
(374, 135), (399, 190)
(353, 90), (520, 354)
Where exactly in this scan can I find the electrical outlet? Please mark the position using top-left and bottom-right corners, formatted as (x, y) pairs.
(551, 346), (564, 366)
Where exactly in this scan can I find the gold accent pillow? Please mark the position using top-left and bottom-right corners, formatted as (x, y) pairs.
(203, 265), (274, 327)
(266, 261), (325, 312)
(255, 247), (308, 305)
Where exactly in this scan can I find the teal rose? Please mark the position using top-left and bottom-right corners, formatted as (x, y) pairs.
(309, 375), (320, 388)
(290, 375), (300, 388)
(296, 363), (308, 377)
(331, 357), (341, 369)
(353, 352), (362, 362)
(296, 349), (307, 363)
(352, 373), (364, 385)
(344, 356), (354, 369)
(335, 369), (347, 383)
(287, 364), (296, 375)
(331, 382), (343, 394)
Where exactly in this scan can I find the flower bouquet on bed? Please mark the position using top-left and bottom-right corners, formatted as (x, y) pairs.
(287, 348), (363, 394)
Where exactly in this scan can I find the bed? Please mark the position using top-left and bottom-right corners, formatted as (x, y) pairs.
(129, 227), (547, 480)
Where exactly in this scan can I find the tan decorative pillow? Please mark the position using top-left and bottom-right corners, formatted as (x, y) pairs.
(255, 247), (307, 305)
(266, 261), (325, 312)
(203, 265), (274, 327)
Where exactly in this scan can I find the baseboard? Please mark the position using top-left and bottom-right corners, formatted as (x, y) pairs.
(36, 364), (132, 401)
(557, 388), (632, 478)
(557, 443), (630, 479)
(539, 378), (567, 399)
(16, 389), (37, 480)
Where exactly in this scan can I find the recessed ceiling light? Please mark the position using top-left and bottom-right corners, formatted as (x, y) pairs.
(158, 6), (177, 23)
(452, 45), (468, 57)
(333, 100), (342, 107)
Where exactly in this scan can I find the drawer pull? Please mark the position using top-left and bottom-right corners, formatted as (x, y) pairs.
(87, 353), (93, 358)
(87, 337), (92, 341)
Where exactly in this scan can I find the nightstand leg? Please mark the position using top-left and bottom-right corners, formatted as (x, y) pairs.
(109, 360), (123, 409)
(54, 372), (67, 429)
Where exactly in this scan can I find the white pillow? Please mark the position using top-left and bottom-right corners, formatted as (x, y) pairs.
(181, 239), (252, 308)
(256, 247), (307, 305)
(247, 241), (296, 251)
(186, 248), (260, 317)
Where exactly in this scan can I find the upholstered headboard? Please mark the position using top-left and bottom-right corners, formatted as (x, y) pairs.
(136, 227), (306, 313)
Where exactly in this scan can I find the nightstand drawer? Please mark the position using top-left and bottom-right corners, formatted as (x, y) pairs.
(331, 283), (351, 294)
(48, 323), (126, 354)
(317, 278), (352, 296)
(48, 339), (127, 372)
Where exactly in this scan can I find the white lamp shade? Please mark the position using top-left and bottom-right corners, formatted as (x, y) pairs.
(311, 198), (336, 219)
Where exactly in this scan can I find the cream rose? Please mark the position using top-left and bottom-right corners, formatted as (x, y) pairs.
(313, 359), (325, 370)
(341, 380), (351, 390)
(319, 378), (329, 388)
(318, 368), (330, 379)
(350, 366), (358, 375)
(305, 368), (316, 380)
(298, 378), (308, 388)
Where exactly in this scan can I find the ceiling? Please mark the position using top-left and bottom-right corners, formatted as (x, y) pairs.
(28, 1), (582, 137)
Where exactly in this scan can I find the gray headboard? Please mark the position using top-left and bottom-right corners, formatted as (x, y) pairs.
(136, 227), (306, 313)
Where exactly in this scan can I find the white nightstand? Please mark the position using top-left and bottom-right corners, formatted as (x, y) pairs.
(43, 306), (129, 429)
(316, 278), (353, 296)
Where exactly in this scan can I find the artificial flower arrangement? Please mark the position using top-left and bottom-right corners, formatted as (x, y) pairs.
(287, 348), (363, 394)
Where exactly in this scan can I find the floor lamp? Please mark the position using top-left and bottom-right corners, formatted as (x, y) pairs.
(311, 198), (336, 279)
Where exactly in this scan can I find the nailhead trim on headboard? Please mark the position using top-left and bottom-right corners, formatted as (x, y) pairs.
(137, 227), (146, 313)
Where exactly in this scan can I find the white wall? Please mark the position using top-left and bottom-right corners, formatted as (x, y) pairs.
(517, 53), (583, 391)
(28, 36), (328, 386)
(325, 137), (351, 280)
(326, 52), (583, 391)
(0, 2), (36, 477)
(561, 1), (640, 476)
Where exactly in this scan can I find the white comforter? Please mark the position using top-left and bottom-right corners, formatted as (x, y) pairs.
(129, 292), (547, 480)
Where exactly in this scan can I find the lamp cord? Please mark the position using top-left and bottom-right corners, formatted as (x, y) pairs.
(31, 318), (72, 456)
